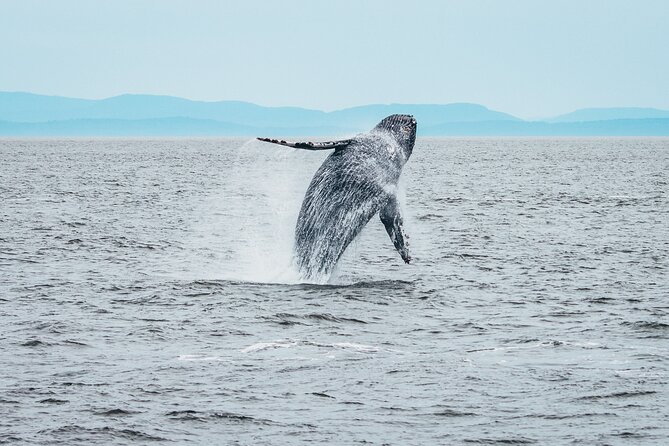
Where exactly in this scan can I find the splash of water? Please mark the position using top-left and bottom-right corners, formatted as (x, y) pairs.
(176, 139), (326, 284)
(176, 137), (414, 285)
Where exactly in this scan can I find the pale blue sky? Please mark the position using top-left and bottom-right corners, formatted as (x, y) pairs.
(1, 0), (667, 118)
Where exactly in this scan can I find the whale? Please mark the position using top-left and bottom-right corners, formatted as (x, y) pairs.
(258, 114), (417, 281)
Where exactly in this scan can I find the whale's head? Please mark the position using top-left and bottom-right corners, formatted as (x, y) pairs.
(373, 114), (417, 159)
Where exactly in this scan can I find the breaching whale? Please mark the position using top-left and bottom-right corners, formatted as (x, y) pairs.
(258, 114), (417, 280)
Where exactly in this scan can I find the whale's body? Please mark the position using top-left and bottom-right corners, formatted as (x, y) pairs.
(258, 114), (417, 280)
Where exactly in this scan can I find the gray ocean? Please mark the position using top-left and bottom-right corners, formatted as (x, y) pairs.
(1, 137), (668, 445)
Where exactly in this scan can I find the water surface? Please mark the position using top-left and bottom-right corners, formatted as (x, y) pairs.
(1, 137), (668, 444)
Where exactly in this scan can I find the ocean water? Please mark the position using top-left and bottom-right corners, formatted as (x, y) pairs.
(1, 137), (668, 445)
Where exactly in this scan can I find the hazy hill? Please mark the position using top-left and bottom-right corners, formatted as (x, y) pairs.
(0, 92), (668, 136)
(0, 92), (328, 127)
(326, 103), (519, 129)
(548, 107), (669, 123)
(0, 92), (519, 129)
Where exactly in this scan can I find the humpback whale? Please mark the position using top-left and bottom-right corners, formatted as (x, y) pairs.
(258, 114), (417, 280)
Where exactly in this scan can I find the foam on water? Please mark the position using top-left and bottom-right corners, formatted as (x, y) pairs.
(240, 339), (382, 355)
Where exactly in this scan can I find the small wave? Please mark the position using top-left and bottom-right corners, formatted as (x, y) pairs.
(166, 409), (275, 424)
(332, 342), (379, 353)
(94, 408), (138, 416)
(432, 409), (477, 417)
(211, 412), (266, 422)
(0, 398), (20, 404)
(63, 339), (89, 347)
(268, 312), (367, 326)
(622, 321), (669, 331)
(165, 410), (199, 417)
(467, 339), (604, 354)
(434, 197), (465, 203)
(418, 213), (443, 221)
(209, 328), (251, 337)
(33, 321), (69, 333)
(463, 438), (537, 445)
(177, 354), (229, 362)
(59, 382), (106, 387)
(241, 339), (381, 354)
(576, 390), (657, 401)
(182, 277), (415, 290)
(621, 320), (669, 339)
(577, 390), (657, 401)
(20, 339), (50, 347)
(39, 398), (68, 405)
(611, 431), (650, 439)
(185, 278), (298, 289)
(306, 313), (367, 324)
(529, 412), (617, 419)
(40, 425), (167, 442)
(296, 279), (415, 290)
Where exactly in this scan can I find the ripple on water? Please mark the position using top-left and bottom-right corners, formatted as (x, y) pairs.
(1, 137), (668, 444)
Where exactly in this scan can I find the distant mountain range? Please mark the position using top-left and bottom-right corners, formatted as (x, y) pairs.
(1, 92), (668, 136)
(547, 107), (669, 123)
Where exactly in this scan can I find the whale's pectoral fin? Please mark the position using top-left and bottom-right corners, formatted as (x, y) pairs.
(380, 197), (412, 264)
(257, 137), (352, 151)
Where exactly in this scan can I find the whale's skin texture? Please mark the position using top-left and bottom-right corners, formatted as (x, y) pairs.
(258, 114), (416, 281)
(291, 115), (417, 280)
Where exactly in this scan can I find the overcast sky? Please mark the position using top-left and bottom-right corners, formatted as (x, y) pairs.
(1, 0), (667, 118)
